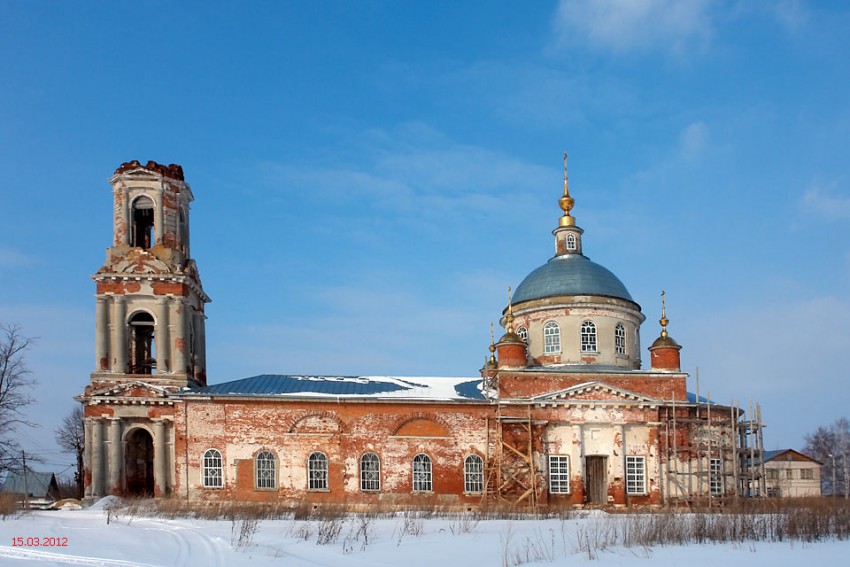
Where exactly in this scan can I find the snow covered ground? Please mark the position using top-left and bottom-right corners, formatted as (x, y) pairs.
(1, 502), (848, 566)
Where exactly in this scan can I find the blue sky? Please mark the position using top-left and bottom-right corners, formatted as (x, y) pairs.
(1, 0), (848, 473)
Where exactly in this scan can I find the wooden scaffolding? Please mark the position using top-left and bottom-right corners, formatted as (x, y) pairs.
(661, 384), (765, 504)
(484, 403), (541, 511)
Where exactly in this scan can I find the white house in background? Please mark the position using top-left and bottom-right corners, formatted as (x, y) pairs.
(763, 449), (822, 497)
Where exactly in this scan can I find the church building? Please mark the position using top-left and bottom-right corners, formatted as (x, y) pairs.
(78, 159), (763, 510)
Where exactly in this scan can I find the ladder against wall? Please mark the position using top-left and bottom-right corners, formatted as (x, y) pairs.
(485, 404), (540, 511)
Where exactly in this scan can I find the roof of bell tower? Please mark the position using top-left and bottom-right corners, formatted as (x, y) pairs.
(113, 160), (185, 181)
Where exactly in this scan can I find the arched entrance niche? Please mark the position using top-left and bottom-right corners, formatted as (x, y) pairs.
(124, 428), (154, 496)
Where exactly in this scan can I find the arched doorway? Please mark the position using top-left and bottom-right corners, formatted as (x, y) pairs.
(125, 428), (154, 496)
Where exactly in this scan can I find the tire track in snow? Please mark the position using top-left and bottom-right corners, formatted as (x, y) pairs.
(0, 545), (159, 566)
(131, 519), (224, 567)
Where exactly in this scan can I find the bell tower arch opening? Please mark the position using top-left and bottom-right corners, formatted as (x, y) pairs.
(128, 311), (156, 374)
(130, 195), (155, 249)
(124, 428), (155, 496)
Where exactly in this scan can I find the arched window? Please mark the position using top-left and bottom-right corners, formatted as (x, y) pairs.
(128, 311), (155, 374)
(581, 321), (597, 353)
(308, 451), (328, 490)
(464, 454), (484, 493)
(566, 233), (576, 251)
(131, 196), (155, 249)
(615, 323), (626, 355)
(517, 326), (528, 343)
(360, 452), (381, 491)
(202, 449), (223, 488)
(412, 453), (432, 492)
(255, 451), (276, 489)
(544, 321), (561, 354)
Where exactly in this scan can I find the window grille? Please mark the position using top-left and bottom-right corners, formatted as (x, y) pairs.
(626, 456), (646, 495)
(203, 449), (223, 488)
(360, 452), (381, 491)
(464, 455), (484, 493)
(544, 321), (561, 354)
(548, 455), (570, 494)
(413, 454), (432, 492)
(581, 321), (597, 352)
(308, 452), (329, 490)
(615, 323), (626, 355)
(255, 451), (276, 489)
(709, 458), (722, 496)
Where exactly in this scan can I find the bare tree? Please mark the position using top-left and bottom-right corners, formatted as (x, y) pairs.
(0, 323), (37, 473)
(55, 405), (85, 499)
(804, 417), (850, 497)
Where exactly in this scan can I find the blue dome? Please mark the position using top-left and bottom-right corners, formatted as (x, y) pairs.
(513, 254), (634, 303)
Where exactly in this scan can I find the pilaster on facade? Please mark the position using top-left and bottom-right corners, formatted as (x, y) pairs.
(152, 419), (171, 496)
(107, 418), (123, 493)
(89, 417), (106, 499)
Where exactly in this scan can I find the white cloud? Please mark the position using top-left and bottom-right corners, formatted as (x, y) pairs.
(0, 246), (36, 268)
(553, 0), (714, 55)
(679, 121), (710, 160)
(257, 124), (553, 221)
(802, 178), (850, 220)
(771, 0), (809, 32)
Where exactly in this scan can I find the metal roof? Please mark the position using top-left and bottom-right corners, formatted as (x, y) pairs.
(0, 468), (58, 498)
(181, 374), (486, 401)
(513, 253), (634, 304)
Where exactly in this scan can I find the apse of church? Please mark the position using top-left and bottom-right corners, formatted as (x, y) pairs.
(77, 159), (758, 509)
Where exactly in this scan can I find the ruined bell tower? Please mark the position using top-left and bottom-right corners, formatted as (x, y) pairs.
(91, 160), (210, 389)
(79, 161), (210, 501)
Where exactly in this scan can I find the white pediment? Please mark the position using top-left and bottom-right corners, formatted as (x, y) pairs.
(530, 381), (661, 407)
(89, 381), (172, 402)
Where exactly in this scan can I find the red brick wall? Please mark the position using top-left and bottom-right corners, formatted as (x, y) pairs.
(174, 399), (495, 508)
(497, 371), (688, 401)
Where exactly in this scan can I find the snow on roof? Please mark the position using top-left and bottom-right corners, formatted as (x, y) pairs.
(180, 374), (486, 402)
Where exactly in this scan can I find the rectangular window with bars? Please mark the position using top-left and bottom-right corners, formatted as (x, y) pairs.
(709, 458), (723, 496)
(548, 455), (570, 494)
(626, 455), (646, 495)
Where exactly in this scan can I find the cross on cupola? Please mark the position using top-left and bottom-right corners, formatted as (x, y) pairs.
(554, 152), (584, 256)
(649, 290), (683, 371)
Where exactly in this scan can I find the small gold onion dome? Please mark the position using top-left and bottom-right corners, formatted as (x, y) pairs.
(650, 333), (681, 350)
(498, 330), (524, 344)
